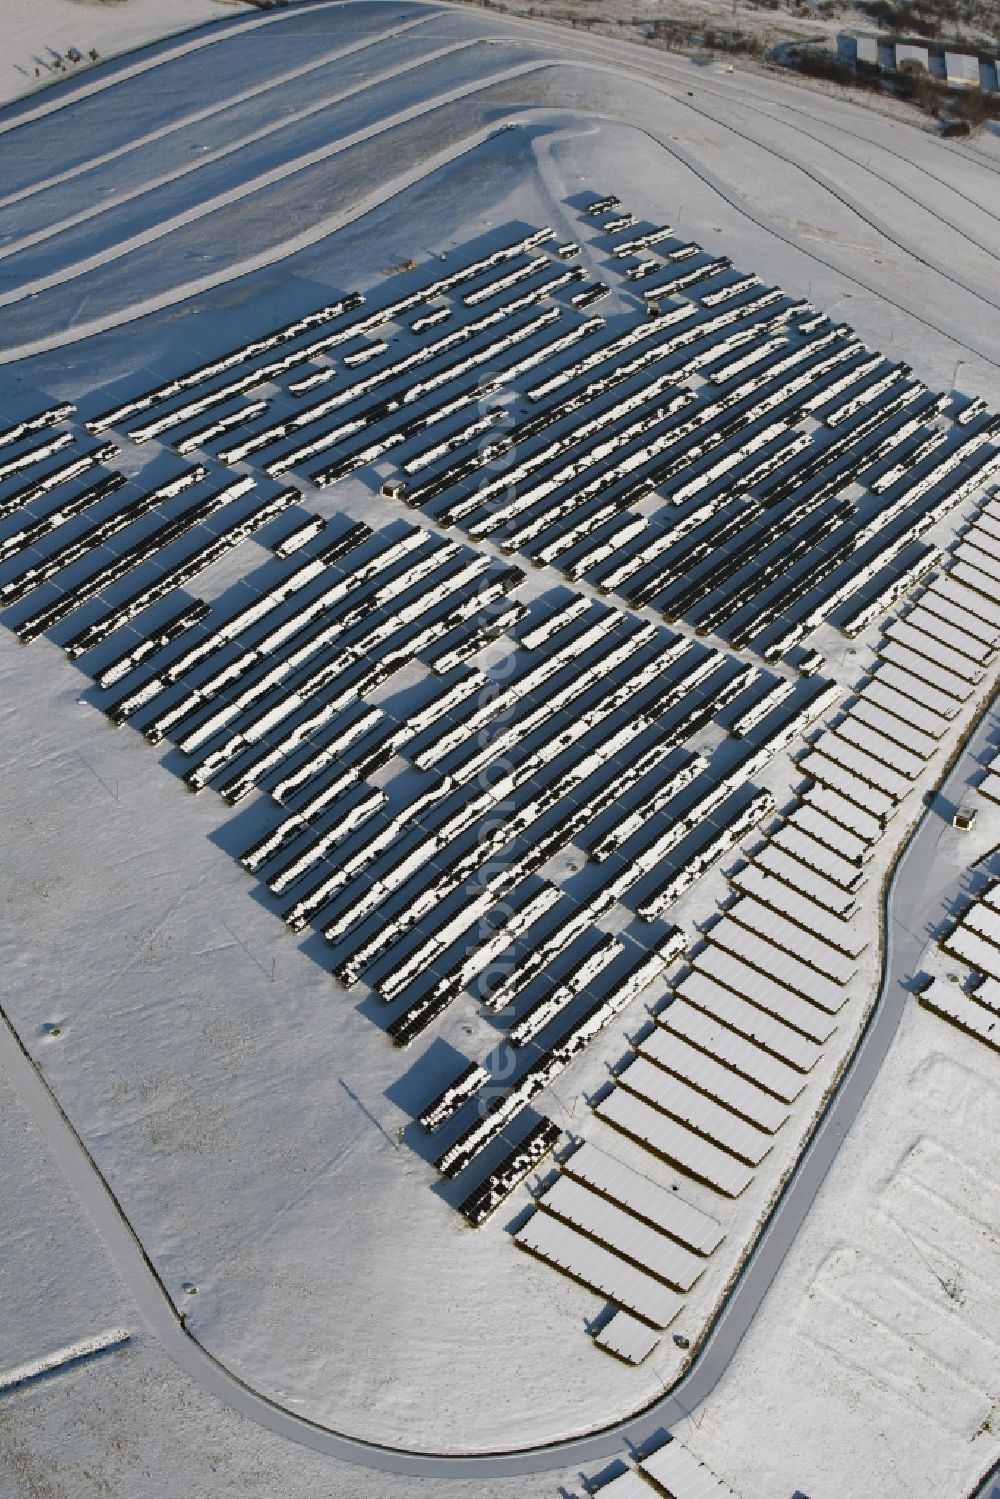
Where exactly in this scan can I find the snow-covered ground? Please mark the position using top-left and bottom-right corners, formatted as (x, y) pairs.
(0, 0), (254, 109)
(671, 992), (1000, 1499)
(2, 0), (1000, 1490)
(0, 1040), (578, 1499)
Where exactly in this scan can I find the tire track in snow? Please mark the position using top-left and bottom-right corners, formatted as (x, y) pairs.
(0, 11), (440, 212)
(0, 36), (491, 266)
(0, 0), (440, 139)
(0, 117), (515, 365)
(0, 58), (551, 315)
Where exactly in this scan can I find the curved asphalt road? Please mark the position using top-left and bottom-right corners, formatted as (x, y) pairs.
(2, 690), (996, 1478)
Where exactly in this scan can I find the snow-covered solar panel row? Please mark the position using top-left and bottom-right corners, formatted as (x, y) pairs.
(571, 282), (611, 310)
(797, 750), (897, 821)
(412, 362), (693, 527)
(701, 275), (761, 308)
(730, 864), (864, 956)
(515, 1207), (684, 1326)
(852, 445), (1000, 562)
(980, 771), (1000, 805)
(657, 999), (807, 1103)
(955, 537), (1000, 586)
(343, 339), (388, 364)
(508, 934), (623, 1048)
(179, 533), (470, 761)
(870, 428), (947, 494)
(636, 1026), (788, 1133)
(0, 470), (126, 565)
(695, 940), (841, 1035)
(565, 514), (651, 581)
(676, 968), (822, 1072)
(418, 1060), (492, 1135)
(412, 615), (661, 769)
(462, 254), (551, 306)
(174, 530), (459, 755)
(121, 519), (373, 734)
(810, 727), (913, 798)
(611, 225), (673, 256)
(0, 443), (118, 524)
(640, 1439), (739, 1499)
(262, 307), (564, 476)
(919, 978), (999, 1051)
(743, 681), (841, 760)
(401, 404), (509, 474)
(971, 975), (1000, 1014)
(0, 402), (73, 450)
(635, 788), (776, 921)
(482, 890), (683, 1017)
(750, 841), (857, 920)
(525, 292), (738, 401)
(643, 257), (733, 300)
(460, 390), (698, 539)
(537, 1174), (706, 1291)
(779, 803), (869, 875)
(941, 925), (1000, 981)
(625, 259), (660, 282)
(834, 714), (926, 779)
(272, 513), (326, 558)
(16, 470), (252, 643)
(518, 593), (592, 650)
(590, 750), (709, 863)
(173, 541), (457, 769)
(877, 639), (973, 704)
(772, 822), (864, 890)
(593, 1311), (661, 1366)
(824, 366), (913, 428)
(564, 1139), (724, 1254)
(0, 429), (74, 484)
(328, 636), (688, 976)
(426, 598), (526, 675)
(458, 1117), (561, 1227)
(870, 661), (958, 727)
(707, 333), (787, 385)
(92, 230), (559, 435)
(962, 902), (1000, 950)
(798, 784), (883, 848)
(387, 887), (565, 1048)
(595, 1088), (755, 1198)
(956, 396), (989, 426)
(266, 787), (388, 898)
(727, 677), (795, 738)
(213, 562), (521, 808)
(88, 296), (365, 434)
(885, 617), (985, 684)
(435, 944), (680, 1178)
(951, 555), (1000, 603)
(95, 599), (209, 692)
(850, 689), (941, 762)
(67, 487), (295, 661)
(838, 545), (942, 637)
(1, 460), (208, 608)
(725, 896), (857, 984)
(173, 399), (268, 457)
(206, 606), (489, 811)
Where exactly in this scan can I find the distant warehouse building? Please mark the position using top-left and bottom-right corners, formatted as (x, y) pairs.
(945, 51), (981, 87)
(856, 35), (879, 68)
(894, 42), (930, 71)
